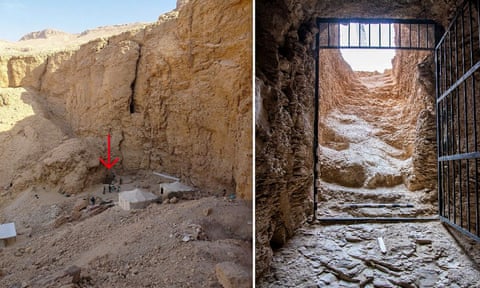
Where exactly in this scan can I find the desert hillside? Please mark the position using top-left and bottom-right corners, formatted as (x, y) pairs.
(0, 0), (252, 287)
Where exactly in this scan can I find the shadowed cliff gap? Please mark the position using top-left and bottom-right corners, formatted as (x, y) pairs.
(255, 0), (462, 278)
(129, 44), (142, 114)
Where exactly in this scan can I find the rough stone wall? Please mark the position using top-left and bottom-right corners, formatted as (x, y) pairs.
(393, 49), (437, 191)
(318, 50), (359, 117)
(255, 2), (317, 277)
(0, 0), (252, 199)
(256, 0), (457, 278)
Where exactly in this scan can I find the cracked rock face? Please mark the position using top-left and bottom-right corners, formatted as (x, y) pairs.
(0, 0), (252, 199)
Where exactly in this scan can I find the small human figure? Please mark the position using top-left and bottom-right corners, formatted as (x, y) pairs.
(90, 196), (95, 206)
(103, 186), (106, 194)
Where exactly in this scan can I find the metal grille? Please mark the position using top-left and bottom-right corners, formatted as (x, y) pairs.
(436, 0), (480, 242)
(317, 18), (437, 50)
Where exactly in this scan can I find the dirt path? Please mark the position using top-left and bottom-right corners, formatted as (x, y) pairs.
(0, 178), (252, 287)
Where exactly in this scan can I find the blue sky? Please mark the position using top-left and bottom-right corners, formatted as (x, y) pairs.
(0, 0), (177, 41)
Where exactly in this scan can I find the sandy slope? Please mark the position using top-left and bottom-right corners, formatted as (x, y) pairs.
(0, 23), (149, 56)
(0, 178), (252, 287)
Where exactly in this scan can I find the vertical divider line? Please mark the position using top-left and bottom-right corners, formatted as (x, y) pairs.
(388, 23), (391, 48)
(418, 23), (420, 48)
(368, 23), (371, 47)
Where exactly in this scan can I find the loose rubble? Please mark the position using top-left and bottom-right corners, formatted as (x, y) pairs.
(259, 222), (480, 287)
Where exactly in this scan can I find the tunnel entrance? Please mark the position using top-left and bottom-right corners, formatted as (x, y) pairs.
(313, 10), (480, 243)
(312, 19), (444, 224)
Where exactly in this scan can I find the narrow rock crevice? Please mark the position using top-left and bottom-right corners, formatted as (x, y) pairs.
(38, 55), (50, 91)
(129, 44), (142, 114)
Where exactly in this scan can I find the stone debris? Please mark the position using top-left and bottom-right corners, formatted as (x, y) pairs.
(259, 222), (480, 287)
(65, 265), (81, 284)
(215, 262), (252, 288)
(203, 207), (212, 216)
(416, 238), (432, 245)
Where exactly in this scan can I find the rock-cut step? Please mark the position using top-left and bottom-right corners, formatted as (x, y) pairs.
(317, 182), (436, 218)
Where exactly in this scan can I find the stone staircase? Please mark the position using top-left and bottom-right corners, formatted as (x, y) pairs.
(317, 71), (437, 219)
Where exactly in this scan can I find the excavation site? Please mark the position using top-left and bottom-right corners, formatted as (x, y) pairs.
(0, 0), (252, 287)
(256, 0), (480, 287)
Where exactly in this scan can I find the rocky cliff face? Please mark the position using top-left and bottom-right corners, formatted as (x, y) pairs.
(256, 0), (457, 278)
(0, 0), (252, 199)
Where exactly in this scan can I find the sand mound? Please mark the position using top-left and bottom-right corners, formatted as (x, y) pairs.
(19, 29), (72, 41)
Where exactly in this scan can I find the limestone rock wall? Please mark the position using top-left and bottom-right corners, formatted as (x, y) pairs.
(255, 2), (318, 278)
(392, 49), (437, 191)
(0, 0), (252, 199)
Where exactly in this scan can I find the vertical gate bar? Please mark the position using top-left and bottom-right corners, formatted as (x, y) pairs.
(358, 23), (361, 47)
(444, 40), (448, 94)
(445, 33), (450, 220)
(399, 24), (402, 48)
(445, 33), (449, 93)
(378, 23), (384, 47)
(475, 0), (480, 237)
(478, 0), (480, 51)
(348, 22), (351, 47)
(451, 94), (456, 223)
(455, 19), (459, 82)
(449, 32), (454, 155)
(457, 87), (463, 227)
(461, 0), (470, 232)
(418, 23), (420, 48)
(327, 23), (330, 47)
(436, 46), (443, 217)
(466, 159), (472, 232)
(427, 24), (430, 48)
(468, 1), (478, 234)
(454, 17), (463, 227)
(469, 0), (480, 236)
(462, 9), (466, 75)
(449, 32), (453, 99)
(474, 74), (479, 235)
(446, 101), (451, 218)
(469, 1), (475, 68)
(368, 23), (371, 47)
(464, 81), (471, 231)
(313, 31), (320, 220)
(409, 23), (412, 48)
(379, 23), (382, 47)
(449, 28), (456, 223)
(388, 23), (391, 47)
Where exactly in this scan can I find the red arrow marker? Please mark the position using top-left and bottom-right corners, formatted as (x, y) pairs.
(99, 134), (120, 169)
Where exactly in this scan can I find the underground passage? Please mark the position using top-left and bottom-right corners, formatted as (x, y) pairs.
(256, 0), (480, 286)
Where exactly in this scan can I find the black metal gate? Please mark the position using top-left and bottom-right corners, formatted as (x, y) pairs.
(436, 0), (480, 242)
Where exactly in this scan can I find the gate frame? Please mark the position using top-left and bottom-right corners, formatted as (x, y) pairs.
(313, 17), (440, 221)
